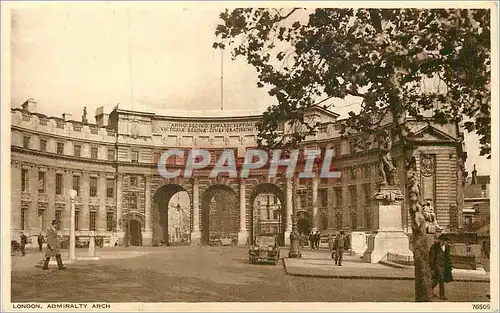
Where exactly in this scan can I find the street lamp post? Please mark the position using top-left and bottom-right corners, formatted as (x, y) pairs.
(177, 203), (181, 242)
(277, 205), (282, 246)
(69, 189), (77, 262)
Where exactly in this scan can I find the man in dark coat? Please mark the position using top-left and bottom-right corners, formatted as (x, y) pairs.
(20, 232), (28, 256)
(37, 233), (44, 252)
(429, 233), (453, 300)
(333, 231), (345, 266)
(42, 220), (66, 270)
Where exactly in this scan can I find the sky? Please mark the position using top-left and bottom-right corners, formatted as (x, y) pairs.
(10, 4), (490, 175)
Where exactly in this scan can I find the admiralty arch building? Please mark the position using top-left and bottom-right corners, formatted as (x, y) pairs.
(11, 98), (468, 247)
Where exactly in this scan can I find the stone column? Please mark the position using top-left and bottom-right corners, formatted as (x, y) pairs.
(11, 162), (21, 238)
(237, 179), (249, 245)
(190, 178), (201, 244)
(29, 166), (39, 236)
(116, 174), (124, 245)
(312, 172), (319, 229)
(284, 179), (293, 245)
(143, 175), (152, 246)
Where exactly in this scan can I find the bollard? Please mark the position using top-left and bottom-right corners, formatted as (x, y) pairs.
(89, 235), (96, 257)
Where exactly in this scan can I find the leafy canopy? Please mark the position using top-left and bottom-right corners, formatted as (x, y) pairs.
(214, 8), (491, 157)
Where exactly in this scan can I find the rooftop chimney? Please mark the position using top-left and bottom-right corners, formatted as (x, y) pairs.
(471, 164), (477, 185)
(95, 106), (109, 127)
(21, 98), (37, 112)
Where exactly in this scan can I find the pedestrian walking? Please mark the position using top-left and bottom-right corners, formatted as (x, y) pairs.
(429, 233), (453, 300)
(314, 231), (320, 249)
(42, 220), (66, 270)
(20, 232), (28, 256)
(333, 231), (345, 266)
(37, 233), (44, 252)
(308, 232), (315, 249)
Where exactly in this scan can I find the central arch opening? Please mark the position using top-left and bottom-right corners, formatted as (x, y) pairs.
(201, 184), (239, 245)
(249, 183), (285, 246)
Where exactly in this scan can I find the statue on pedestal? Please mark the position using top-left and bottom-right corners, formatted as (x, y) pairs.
(379, 130), (398, 186)
(288, 215), (302, 258)
(82, 107), (88, 125)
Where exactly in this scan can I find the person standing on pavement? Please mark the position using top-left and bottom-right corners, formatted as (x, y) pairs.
(42, 220), (66, 270)
(429, 233), (453, 300)
(333, 231), (345, 266)
(37, 233), (44, 252)
(20, 232), (28, 256)
(315, 231), (321, 249)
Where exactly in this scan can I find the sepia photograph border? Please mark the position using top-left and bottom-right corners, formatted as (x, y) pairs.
(1, 1), (498, 312)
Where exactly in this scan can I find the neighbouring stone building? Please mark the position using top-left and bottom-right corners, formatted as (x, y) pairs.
(463, 165), (490, 233)
(11, 98), (468, 247)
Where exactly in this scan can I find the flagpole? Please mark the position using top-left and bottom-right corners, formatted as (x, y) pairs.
(220, 49), (224, 111)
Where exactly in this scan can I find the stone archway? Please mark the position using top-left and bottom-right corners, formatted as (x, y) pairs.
(153, 184), (190, 246)
(121, 212), (144, 246)
(249, 183), (286, 246)
(200, 184), (239, 245)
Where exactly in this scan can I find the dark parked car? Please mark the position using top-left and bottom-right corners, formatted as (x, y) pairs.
(249, 235), (280, 265)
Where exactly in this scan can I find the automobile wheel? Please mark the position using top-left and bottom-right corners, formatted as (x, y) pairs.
(217, 241), (222, 246)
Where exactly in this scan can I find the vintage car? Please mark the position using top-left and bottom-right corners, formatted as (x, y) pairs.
(209, 235), (235, 246)
(249, 235), (280, 265)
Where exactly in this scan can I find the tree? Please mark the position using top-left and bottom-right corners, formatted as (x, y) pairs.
(214, 8), (491, 301)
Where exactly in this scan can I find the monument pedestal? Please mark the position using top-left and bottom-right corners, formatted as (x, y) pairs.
(351, 231), (369, 255)
(363, 186), (412, 263)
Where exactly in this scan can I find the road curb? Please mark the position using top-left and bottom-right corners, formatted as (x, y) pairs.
(282, 259), (490, 282)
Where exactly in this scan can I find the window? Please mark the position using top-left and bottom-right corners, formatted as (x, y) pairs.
(349, 167), (357, 180)
(365, 210), (371, 229)
(106, 178), (114, 198)
(72, 175), (80, 196)
(363, 183), (371, 204)
(21, 207), (28, 230)
(55, 173), (63, 195)
(40, 139), (47, 152)
(129, 194), (138, 211)
(89, 211), (97, 231)
(75, 210), (80, 231)
(23, 136), (30, 148)
(335, 212), (343, 230)
(364, 164), (371, 178)
(90, 176), (98, 197)
(131, 151), (139, 163)
(56, 120), (64, 129)
(21, 169), (29, 192)
(55, 210), (62, 230)
(334, 188), (342, 207)
(319, 189), (328, 207)
(130, 175), (137, 187)
(90, 127), (98, 135)
(350, 212), (357, 229)
(57, 142), (64, 154)
(91, 147), (98, 159)
(348, 186), (357, 207)
(107, 149), (115, 161)
(74, 144), (81, 157)
(106, 211), (114, 231)
(38, 171), (46, 193)
(334, 144), (341, 157)
(38, 209), (45, 230)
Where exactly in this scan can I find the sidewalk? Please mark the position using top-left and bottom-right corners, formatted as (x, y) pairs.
(11, 247), (150, 270)
(283, 250), (489, 282)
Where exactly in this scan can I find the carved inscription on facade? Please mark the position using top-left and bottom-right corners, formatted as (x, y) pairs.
(156, 122), (257, 133)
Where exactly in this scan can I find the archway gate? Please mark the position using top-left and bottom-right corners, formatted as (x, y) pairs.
(130, 173), (322, 246)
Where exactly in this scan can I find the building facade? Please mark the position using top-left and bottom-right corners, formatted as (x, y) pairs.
(11, 98), (467, 247)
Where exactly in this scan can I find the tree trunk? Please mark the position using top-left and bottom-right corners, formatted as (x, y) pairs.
(406, 153), (434, 302)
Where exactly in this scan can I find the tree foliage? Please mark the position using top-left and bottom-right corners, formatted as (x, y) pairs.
(214, 8), (491, 156)
(214, 7), (491, 302)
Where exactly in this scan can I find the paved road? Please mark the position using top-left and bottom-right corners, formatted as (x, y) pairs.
(11, 246), (489, 302)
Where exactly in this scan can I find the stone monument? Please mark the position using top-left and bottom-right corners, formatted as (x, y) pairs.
(363, 132), (412, 263)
